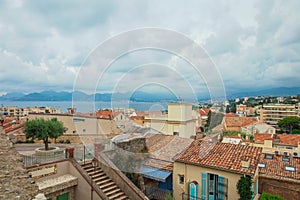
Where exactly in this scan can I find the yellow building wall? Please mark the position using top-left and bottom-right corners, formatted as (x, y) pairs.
(168, 104), (193, 121)
(173, 162), (246, 200)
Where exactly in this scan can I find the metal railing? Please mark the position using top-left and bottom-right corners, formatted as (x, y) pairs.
(22, 149), (66, 166)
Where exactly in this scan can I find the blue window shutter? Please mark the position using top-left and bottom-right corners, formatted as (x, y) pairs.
(189, 182), (198, 200)
(256, 179), (258, 195)
(251, 182), (254, 200)
(217, 176), (225, 200)
(201, 172), (207, 200)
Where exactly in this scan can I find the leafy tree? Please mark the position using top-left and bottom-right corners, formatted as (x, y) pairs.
(231, 103), (237, 113)
(237, 176), (253, 200)
(225, 105), (230, 113)
(24, 118), (66, 150)
(277, 116), (300, 134)
(260, 192), (284, 200)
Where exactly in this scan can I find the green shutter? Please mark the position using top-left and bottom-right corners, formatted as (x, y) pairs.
(201, 172), (207, 200)
(217, 176), (225, 200)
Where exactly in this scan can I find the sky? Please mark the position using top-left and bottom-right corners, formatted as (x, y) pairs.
(0, 0), (300, 98)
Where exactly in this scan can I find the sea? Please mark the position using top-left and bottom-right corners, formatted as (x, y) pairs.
(0, 101), (171, 113)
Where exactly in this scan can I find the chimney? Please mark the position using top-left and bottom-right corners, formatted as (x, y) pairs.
(264, 139), (273, 148)
(260, 108), (264, 122)
(241, 159), (250, 169)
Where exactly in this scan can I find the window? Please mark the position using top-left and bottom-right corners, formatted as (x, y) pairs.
(265, 154), (273, 160)
(179, 175), (184, 184)
(282, 156), (290, 162)
(258, 163), (266, 168)
(285, 166), (295, 172)
(202, 172), (228, 200)
(173, 132), (179, 136)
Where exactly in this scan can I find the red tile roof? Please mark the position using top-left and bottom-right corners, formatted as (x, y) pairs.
(96, 110), (113, 119)
(225, 113), (238, 117)
(223, 116), (258, 131)
(197, 108), (210, 116)
(254, 133), (300, 146)
(176, 140), (262, 175)
(259, 153), (300, 182)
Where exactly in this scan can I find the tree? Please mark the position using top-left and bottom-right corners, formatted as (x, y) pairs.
(277, 116), (300, 134)
(237, 176), (253, 200)
(225, 105), (230, 113)
(24, 118), (66, 150)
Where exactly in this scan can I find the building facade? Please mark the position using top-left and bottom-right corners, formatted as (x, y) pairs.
(173, 140), (262, 200)
(144, 104), (197, 139)
(260, 104), (298, 127)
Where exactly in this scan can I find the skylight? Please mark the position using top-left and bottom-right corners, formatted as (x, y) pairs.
(265, 154), (273, 160)
(282, 157), (290, 162)
(285, 166), (296, 172)
(258, 163), (266, 168)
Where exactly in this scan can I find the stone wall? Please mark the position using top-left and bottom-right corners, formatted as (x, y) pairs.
(116, 137), (147, 153)
(0, 127), (39, 199)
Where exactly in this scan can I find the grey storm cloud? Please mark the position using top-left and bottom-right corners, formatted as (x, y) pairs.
(0, 0), (299, 95)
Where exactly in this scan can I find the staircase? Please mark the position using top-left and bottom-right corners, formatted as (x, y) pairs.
(81, 161), (129, 200)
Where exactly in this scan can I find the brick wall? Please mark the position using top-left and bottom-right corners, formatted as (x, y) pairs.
(259, 176), (300, 199)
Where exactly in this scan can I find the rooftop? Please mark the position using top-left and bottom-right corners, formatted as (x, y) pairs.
(176, 140), (262, 175)
(254, 133), (300, 146)
(258, 153), (300, 182)
(0, 127), (38, 199)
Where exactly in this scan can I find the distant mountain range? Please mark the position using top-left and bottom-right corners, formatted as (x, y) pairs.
(0, 87), (299, 102)
(0, 90), (178, 102)
(228, 87), (300, 99)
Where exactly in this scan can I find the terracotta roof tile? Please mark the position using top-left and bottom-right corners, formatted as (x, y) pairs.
(224, 116), (258, 131)
(176, 140), (262, 175)
(197, 108), (210, 116)
(96, 110), (113, 119)
(258, 153), (300, 182)
(254, 133), (300, 146)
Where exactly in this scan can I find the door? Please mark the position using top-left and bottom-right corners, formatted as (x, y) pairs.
(189, 182), (198, 200)
(56, 192), (69, 200)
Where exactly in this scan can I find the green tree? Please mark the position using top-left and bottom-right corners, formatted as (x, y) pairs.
(277, 116), (300, 134)
(231, 103), (237, 113)
(237, 176), (253, 200)
(225, 105), (230, 113)
(24, 118), (66, 150)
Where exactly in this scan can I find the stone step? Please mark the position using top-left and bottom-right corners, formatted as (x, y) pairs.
(99, 181), (115, 189)
(108, 191), (126, 199)
(106, 188), (121, 196)
(115, 195), (128, 200)
(94, 174), (109, 182)
(88, 169), (104, 176)
(102, 185), (118, 193)
(97, 178), (112, 186)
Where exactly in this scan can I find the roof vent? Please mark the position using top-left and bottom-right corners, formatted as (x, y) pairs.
(293, 152), (300, 158)
(241, 160), (250, 169)
(284, 152), (289, 157)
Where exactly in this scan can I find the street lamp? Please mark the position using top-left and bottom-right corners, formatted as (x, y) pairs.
(90, 158), (98, 200)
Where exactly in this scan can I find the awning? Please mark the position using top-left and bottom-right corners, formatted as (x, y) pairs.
(140, 167), (172, 182)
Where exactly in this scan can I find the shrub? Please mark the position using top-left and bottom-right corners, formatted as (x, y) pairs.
(260, 192), (284, 200)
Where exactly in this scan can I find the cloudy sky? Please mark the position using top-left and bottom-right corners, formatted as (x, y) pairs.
(0, 0), (299, 97)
